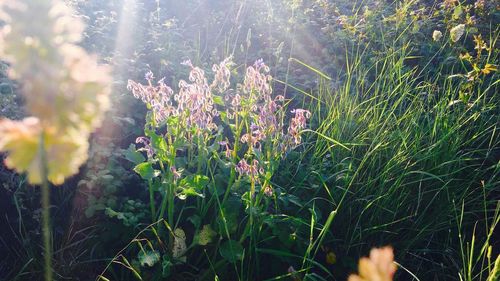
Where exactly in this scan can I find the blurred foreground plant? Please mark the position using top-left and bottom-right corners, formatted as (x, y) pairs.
(348, 247), (397, 281)
(0, 0), (111, 280)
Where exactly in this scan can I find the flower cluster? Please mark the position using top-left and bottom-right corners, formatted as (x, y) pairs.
(211, 57), (233, 93)
(450, 24), (465, 43)
(432, 30), (443, 41)
(288, 109), (312, 145)
(177, 60), (218, 130)
(127, 60), (219, 131)
(235, 159), (262, 177)
(243, 59), (273, 96)
(0, 0), (111, 185)
(129, 58), (310, 199)
(219, 140), (233, 158)
(136, 136), (155, 159)
(127, 72), (175, 124)
(474, 0), (485, 10)
(440, 0), (458, 9)
(218, 60), (311, 182)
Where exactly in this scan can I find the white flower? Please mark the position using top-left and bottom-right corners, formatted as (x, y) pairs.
(450, 24), (465, 43)
(432, 30), (443, 41)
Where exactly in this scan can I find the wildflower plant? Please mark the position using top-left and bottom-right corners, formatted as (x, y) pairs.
(126, 57), (310, 269)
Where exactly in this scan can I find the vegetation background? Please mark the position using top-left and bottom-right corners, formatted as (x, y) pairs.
(0, 0), (498, 280)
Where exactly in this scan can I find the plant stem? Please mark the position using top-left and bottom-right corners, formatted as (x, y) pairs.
(148, 180), (156, 222)
(40, 131), (52, 281)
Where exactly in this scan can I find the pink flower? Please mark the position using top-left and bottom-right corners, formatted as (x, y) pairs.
(219, 140), (233, 158)
(287, 109), (311, 146)
(263, 185), (273, 197)
(243, 59), (272, 97)
(127, 75), (175, 124)
(235, 159), (260, 177)
(170, 166), (182, 180)
(136, 136), (154, 158)
(211, 57), (233, 93)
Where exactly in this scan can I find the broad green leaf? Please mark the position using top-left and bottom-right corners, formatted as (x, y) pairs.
(213, 95), (225, 106)
(219, 240), (244, 262)
(124, 144), (145, 164)
(84, 206), (96, 218)
(177, 174), (210, 199)
(197, 224), (217, 246)
(187, 214), (201, 229)
(145, 129), (168, 152)
(452, 6), (462, 20)
(217, 198), (240, 234)
(134, 162), (159, 180)
(177, 186), (205, 200)
(211, 174), (227, 196)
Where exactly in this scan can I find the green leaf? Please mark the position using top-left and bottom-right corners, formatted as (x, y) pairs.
(197, 224), (217, 246)
(187, 214), (201, 229)
(177, 174), (210, 199)
(219, 240), (244, 262)
(134, 162), (159, 180)
(220, 111), (227, 120)
(213, 95), (225, 106)
(138, 250), (160, 267)
(124, 144), (145, 164)
(177, 186), (205, 200)
(452, 6), (462, 20)
(217, 198), (240, 234)
(146, 129), (168, 152)
(166, 116), (179, 128)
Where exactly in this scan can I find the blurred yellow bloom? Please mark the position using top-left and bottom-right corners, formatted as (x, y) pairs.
(0, 118), (89, 185)
(0, 0), (111, 185)
(459, 52), (472, 61)
(481, 64), (497, 75)
(348, 246), (397, 281)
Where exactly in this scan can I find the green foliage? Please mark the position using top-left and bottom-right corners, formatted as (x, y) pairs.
(2, 0), (499, 280)
(219, 240), (244, 263)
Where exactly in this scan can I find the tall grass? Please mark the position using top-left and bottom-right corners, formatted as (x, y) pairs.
(298, 31), (499, 279)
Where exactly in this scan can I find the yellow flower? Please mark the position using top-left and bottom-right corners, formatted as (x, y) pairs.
(0, 118), (90, 185)
(459, 52), (472, 61)
(481, 64), (497, 75)
(348, 246), (397, 281)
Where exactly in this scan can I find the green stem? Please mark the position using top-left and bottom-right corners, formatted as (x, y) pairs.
(239, 177), (256, 244)
(148, 180), (156, 222)
(40, 132), (52, 281)
(222, 114), (241, 205)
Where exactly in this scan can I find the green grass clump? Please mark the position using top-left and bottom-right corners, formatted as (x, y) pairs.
(295, 31), (499, 280)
